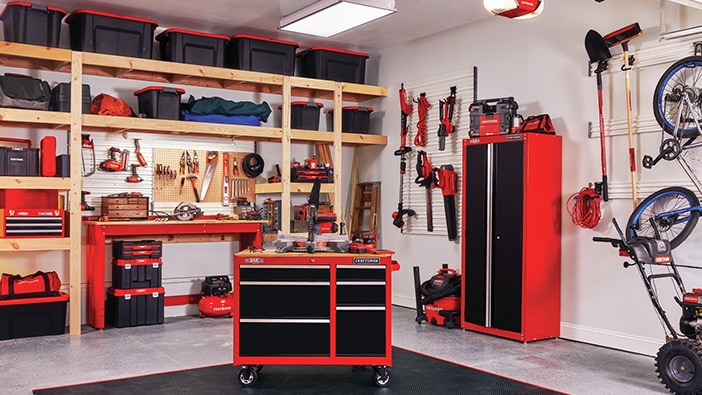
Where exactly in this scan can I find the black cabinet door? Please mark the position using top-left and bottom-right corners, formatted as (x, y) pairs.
(462, 140), (524, 333)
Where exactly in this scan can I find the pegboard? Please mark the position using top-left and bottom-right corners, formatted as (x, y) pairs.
(152, 148), (256, 205)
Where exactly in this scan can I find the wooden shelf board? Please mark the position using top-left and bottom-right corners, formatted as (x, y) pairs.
(256, 183), (335, 194)
(0, 176), (70, 190)
(0, 237), (70, 252)
(82, 114), (283, 141)
(341, 133), (387, 146)
(0, 41), (71, 71)
(0, 108), (71, 129)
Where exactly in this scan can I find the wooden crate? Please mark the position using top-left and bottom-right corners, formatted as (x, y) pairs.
(101, 196), (149, 220)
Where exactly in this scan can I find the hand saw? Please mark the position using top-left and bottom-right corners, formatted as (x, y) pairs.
(222, 153), (229, 206)
(199, 151), (219, 201)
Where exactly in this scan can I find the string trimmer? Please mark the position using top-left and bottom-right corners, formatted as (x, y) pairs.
(392, 83), (416, 231)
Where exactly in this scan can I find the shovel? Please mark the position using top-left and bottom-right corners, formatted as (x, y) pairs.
(585, 29), (611, 201)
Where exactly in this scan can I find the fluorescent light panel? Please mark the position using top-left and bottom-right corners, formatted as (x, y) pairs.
(279, 0), (396, 38)
(669, 0), (702, 11)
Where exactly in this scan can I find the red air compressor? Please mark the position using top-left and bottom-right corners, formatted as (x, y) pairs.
(414, 265), (461, 328)
(199, 275), (233, 318)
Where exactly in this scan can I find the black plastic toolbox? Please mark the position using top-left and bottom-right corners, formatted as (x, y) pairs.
(112, 258), (163, 289)
(227, 34), (299, 75)
(0, 147), (39, 176)
(329, 106), (373, 134)
(133, 86), (185, 120)
(0, 1), (66, 47)
(65, 9), (158, 59)
(156, 28), (228, 67)
(107, 287), (164, 328)
(113, 240), (163, 259)
(278, 102), (323, 130)
(50, 83), (91, 113)
(298, 46), (368, 84)
(0, 292), (68, 340)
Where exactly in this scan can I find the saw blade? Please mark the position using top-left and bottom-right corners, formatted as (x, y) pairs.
(199, 151), (219, 201)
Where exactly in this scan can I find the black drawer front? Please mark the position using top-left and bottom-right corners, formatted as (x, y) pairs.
(336, 285), (385, 306)
(336, 310), (386, 356)
(239, 322), (330, 356)
(240, 266), (329, 282)
(240, 285), (329, 318)
(336, 267), (385, 281)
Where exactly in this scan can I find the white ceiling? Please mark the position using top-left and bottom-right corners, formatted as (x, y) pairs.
(41, 0), (490, 51)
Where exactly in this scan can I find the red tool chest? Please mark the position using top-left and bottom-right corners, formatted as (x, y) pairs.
(233, 250), (396, 387)
(461, 133), (562, 342)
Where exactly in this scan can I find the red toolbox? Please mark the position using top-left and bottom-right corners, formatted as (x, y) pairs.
(107, 287), (165, 328)
(0, 2), (66, 47)
(112, 240), (162, 259)
(0, 292), (68, 339)
(298, 47), (368, 84)
(112, 258), (163, 289)
(133, 86), (185, 120)
(0, 208), (64, 238)
(157, 28), (229, 67)
(0, 189), (58, 209)
(227, 34), (299, 75)
(65, 9), (158, 59)
(233, 250), (397, 387)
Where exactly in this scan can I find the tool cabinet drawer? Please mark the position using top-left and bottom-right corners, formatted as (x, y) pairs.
(239, 321), (330, 356)
(336, 283), (385, 306)
(337, 265), (385, 281)
(239, 284), (329, 318)
(239, 265), (329, 282)
(336, 309), (386, 356)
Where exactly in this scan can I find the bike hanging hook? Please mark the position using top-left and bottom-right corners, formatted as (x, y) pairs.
(695, 42), (702, 57)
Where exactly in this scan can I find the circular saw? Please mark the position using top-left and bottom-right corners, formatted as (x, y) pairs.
(173, 202), (202, 221)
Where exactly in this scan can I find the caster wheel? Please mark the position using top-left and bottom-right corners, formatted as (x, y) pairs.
(374, 367), (391, 387)
(238, 367), (258, 387)
(254, 365), (263, 372)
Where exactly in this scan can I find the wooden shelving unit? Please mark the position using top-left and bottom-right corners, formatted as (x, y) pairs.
(0, 40), (387, 335)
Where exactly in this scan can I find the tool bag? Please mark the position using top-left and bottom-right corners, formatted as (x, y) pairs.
(201, 275), (232, 296)
(469, 97), (519, 137)
(0, 74), (51, 110)
(516, 114), (555, 134)
(0, 270), (61, 299)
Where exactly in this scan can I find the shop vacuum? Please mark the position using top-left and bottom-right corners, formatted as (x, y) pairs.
(414, 265), (461, 328)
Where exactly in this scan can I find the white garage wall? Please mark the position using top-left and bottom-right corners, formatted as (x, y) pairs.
(369, 0), (702, 356)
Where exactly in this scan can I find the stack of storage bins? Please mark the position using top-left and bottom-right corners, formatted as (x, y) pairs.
(107, 240), (165, 327)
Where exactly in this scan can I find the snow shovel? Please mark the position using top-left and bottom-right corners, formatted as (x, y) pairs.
(604, 22), (642, 208)
(585, 29), (612, 201)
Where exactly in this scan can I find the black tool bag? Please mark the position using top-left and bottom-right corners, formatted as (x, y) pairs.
(201, 275), (232, 296)
(0, 74), (51, 110)
(469, 97), (519, 137)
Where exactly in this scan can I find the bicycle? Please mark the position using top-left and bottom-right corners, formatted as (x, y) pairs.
(594, 218), (702, 394)
(627, 48), (702, 248)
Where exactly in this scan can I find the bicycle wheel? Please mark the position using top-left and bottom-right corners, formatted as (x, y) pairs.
(626, 186), (700, 249)
(653, 56), (702, 139)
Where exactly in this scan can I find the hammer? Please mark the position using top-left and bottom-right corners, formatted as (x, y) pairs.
(187, 175), (200, 202)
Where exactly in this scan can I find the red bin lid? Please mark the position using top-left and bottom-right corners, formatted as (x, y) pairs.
(329, 106), (373, 113)
(134, 86), (186, 95)
(277, 102), (324, 109)
(230, 34), (299, 48)
(298, 46), (368, 58)
(68, 9), (158, 26)
(108, 287), (165, 297)
(3, 2), (66, 15)
(157, 28), (229, 42)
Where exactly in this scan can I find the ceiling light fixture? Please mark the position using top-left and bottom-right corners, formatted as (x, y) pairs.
(483, 0), (544, 19)
(668, 0), (702, 11)
(279, 0), (396, 38)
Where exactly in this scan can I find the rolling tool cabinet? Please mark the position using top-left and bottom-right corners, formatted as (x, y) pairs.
(461, 133), (562, 342)
(233, 250), (397, 387)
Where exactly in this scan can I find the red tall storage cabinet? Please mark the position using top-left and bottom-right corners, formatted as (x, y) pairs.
(461, 133), (562, 342)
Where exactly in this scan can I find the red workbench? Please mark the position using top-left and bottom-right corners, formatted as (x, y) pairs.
(85, 220), (262, 329)
(233, 250), (396, 387)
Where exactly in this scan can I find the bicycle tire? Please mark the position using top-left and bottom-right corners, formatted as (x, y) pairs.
(653, 56), (702, 139)
(626, 186), (700, 249)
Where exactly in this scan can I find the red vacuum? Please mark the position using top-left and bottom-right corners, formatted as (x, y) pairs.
(414, 265), (461, 328)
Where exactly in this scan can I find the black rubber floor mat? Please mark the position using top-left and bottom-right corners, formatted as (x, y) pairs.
(33, 347), (564, 394)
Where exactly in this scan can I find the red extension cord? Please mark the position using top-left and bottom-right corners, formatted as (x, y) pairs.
(567, 187), (601, 229)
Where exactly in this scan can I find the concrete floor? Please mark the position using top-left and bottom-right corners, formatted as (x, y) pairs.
(2, 306), (668, 394)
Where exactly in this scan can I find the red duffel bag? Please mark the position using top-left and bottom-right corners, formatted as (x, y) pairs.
(0, 271), (61, 299)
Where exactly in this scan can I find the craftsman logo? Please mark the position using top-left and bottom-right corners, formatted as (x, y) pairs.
(655, 255), (671, 264)
(16, 278), (40, 286)
(353, 258), (380, 264)
(506, 134), (523, 140)
(480, 118), (499, 124)
(9, 157), (23, 162)
(245, 258), (264, 264)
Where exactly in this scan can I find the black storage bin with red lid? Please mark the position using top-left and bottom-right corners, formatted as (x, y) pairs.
(329, 106), (373, 134)
(156, 28), (228, 67)
(0, 2), (66, 47)
(298, 47), (368, 84)
(227, 34), (299, 75)
(112, 258), (163, 289)
(107, 287), (164, 328)
(277, 102), (324, 130)
(65, 9), (158, 59)
(134, 86), (185, 120)
(0, 293), (68, 339)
